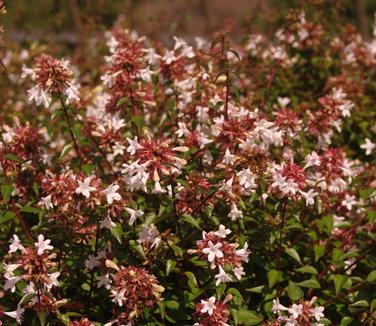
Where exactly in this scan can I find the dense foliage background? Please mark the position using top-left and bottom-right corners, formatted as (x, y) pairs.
(0, 1), (375, 325)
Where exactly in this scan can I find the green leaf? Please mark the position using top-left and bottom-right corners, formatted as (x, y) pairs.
(231, 309), (263, 326)
(286, 281), (303, 301)
(285, 247), (303, 265)
(314, 244), (325, 262)
(295, 266), (318, 275)
(181, 214), (201, 230)
(117, 96), (131, 108)
(267, 269), (282, 288)
(129, 240), (146, 259)
(246, 285), (264, 293)
(1, 184), (13, 202)
(5, 153), (21, 162)
(110, 223), (123, 244)
(60, 144), (72, 158)
(366, 270), (376, 283)
(228, 288), (244, 306)
(82, 164), (95, 175)
(296, 279), (321, 289)
(20, 206), (40, 214)
(340, 317), (353, 326)
(165, 300), (179, 310)
(166, 259), (176, 275)
(0, 211), (15, 224)
(333, 274), (348, 295)
(185, 272), (198, 290)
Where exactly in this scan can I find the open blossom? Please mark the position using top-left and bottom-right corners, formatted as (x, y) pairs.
(35, 234), (54, 255)
(228, 202), (243, 221)
(215, 224), (231, 238)
(138, 224), (161, 248)
(200, 296), (216, 315)
(341, 194), (357, 210)
(125, 207), (144, 225)
(9, 234), (26, 253)
(360, 138), (375, 155)
(215, 265), (233, 286)
(300, 189), (319, 206)
(3, 305), (25, 324)
(75, 176), (97, 198)
(103, 184), (121, 204)
(202, 241), (224, 263)
(100, 216), (116, 230)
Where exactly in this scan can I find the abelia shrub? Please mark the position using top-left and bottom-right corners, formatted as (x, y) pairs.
(0, 3), (375, 326)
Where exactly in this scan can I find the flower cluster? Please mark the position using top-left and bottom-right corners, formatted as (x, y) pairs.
(22, 54), (80, 108)
(191, 226), (249, 285)
(194, 295), (232, 326)
(270, 297), (325, 326)
(3, 234), (59, 324)
(104, 261), (164, 325)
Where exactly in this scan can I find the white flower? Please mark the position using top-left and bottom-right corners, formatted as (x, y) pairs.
(215, 265), (232, 286)
(65, 80), (80, 105)
(237, 168), (257, 191)
(4, 305), (25, 324)
(300, 189), (319, 206)
(233, 266), (245, 280)
(9, 234), (26, 254)
(125, 207), (144, 225)
(100, 216), (116, 230)
(35, 234), (53, 255)
(75, 176), (96, 199)
(202, 241), (224, 263)
(112, 142), (125, 156)
(111, 289), (126, 306)
(312, 306), (325, 321)
(85, 254), (101, 271)
(360, 138), (376, 155)
(215, 224), (231, 238)
(173, 36), (188, 50)
(4, 276), (22, 292)
(3, 263), (20, 279)
(143, 47), (161, 65)
(39, 194), (53, 210)
(304, 151), (321, 169)
(97, 273), (112, 290)
(222, 148), (236, 165)
(236, 242), (250, 262)
(341, 194), (357, 210)
(277, 97), (291, 108)
(288, 303), (303, 319)
(152, 181), (167, 194)
(228, 202), (243, 221)
(272, 298), (289, 314)
(103, 184), (121, 204)
(21, 64), (36, 79)
(126, 136), (143, 155)
(175, 122), (190, 137)
(200, 296), (216, 315)
(46, 271), (60, 289)
(27, 85), (51, 108)
(163, 50), (177, 65)
(23, 281), (35, 295)
(138, 224), (161, 248)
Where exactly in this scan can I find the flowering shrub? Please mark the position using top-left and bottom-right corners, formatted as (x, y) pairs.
(0, 2), (376, 325)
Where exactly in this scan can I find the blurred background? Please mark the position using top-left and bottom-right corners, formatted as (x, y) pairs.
(2, 0), (376, 46)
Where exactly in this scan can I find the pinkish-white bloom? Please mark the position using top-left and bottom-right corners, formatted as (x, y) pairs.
(35, 234), (53, 255)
